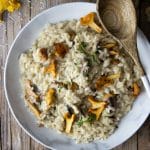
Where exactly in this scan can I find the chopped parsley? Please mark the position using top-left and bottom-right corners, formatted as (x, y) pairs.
(78, 42), (87, 53)
(58, 86), (62, 93)
(77, 114), (96, 127)
(78, 42), (100, 65)
(91, 53), (100, 64)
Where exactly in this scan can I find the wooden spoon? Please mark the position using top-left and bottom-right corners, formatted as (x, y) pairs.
(96, 0), (150, 96)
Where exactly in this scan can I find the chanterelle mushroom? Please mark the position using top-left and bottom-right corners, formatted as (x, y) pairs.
(103, 93), (113, 100)
(107, 73), (120, 80)
(95, 76), (112, 91)
(45, 88), (55, 106)
(38, 48), (48, 61)
(64, 113), (75, 133)
(69, 82), (79, 92)
(102, 43), (116, 49)
(109, 50), (119, 56)
(133, 82), (140, 96)
(80, 12), (102, 33)
(88, 102), (107, 120)
(54, 43), (68, 58)
(25, 80), (39, 100)
(26, 100), (41, 119)
(44, 60), (57, 78)
(0, 0), (20, 22)
(95, 74), (120, 91)
(88, 96), (106, 109)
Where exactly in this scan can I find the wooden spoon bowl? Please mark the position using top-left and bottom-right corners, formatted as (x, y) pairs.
(96, 0), (144, 75)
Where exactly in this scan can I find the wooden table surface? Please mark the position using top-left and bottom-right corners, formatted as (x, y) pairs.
(0, 0), (150, 150)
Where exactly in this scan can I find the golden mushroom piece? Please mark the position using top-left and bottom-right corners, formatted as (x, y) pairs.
(80, 12), (102, 33)
(102, 43), (116, 49)
(44, 60), (57, 78)
(107, 73), (120, 80)
(88, 96), (106, 109)
(64, 113), (75, 133)
(109, 50), (119, 56)
(38, 48), (48, 61)
(95, 76), (112, 91)
(54, 43), (69, 58)
(89, 102), (107, 120)
(25, 80), (39, 100)
(103, 93), (113, 100)
(26, 100), (41, 119)
(0, 0), (20, 22)
(133, 82), (140, 96)
(45, 88), (55, 106)
(95, 74), (120, 91)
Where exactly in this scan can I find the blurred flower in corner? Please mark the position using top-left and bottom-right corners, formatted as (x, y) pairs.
(0, 0), (21, 22)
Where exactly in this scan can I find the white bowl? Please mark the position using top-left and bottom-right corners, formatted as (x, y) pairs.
(4, 2), (150, 150)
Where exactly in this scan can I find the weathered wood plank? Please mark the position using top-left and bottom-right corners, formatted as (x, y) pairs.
(138, 116), (150, 150)
(17, 1), (32, 149)
(0, 20), (6, 150)
(0, 13), (12, 149)
(31, 0), (47, 18)
(0, 1), (31, 150)
(30, 140), (45, 150)
(46, 0), (96, 7)
(6, 5), (22, 150)
(20, 0), (31, 26)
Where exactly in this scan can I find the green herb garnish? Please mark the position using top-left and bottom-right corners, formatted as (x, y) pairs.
(77, 114), (96, 127)
(78, 42), (100, 65)
(86, 114), (96, 122)
(78, 42), (87, 53)
(92, 53), (100, 64)
(58, 86), (62, 93)
(77, 118), (85, 127)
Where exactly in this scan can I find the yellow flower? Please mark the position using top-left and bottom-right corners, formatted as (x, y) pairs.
(0, 0), (20, 21)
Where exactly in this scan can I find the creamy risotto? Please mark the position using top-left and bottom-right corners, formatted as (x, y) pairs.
(19, 13), (141, 143)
